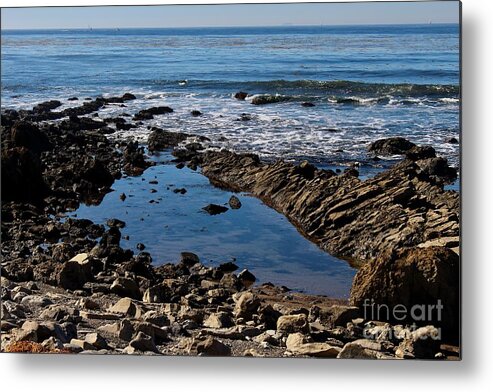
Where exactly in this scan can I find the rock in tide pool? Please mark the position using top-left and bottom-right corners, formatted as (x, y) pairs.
(228, 195), (242, 209)
(202, 204), (229, 215)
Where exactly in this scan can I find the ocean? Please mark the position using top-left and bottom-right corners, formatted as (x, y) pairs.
(1, 24), (460, 296)
(1, 24), (460, 168)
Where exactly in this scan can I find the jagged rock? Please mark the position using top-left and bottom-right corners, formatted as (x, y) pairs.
(57, 261), (87, 291)
(276, 314), (310, 335)
(251, 94), (289, 105)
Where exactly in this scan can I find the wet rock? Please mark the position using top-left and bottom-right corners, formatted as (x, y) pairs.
(133, 106), (173, 121)
(202, 204), (229, 215)
(234, 91), (248, 100)
(147, 128), (190, 152)
(218, 261), (239, 273)
(277, 314), (310, 335)
(447, 137), (459, 144)
(191, 110), (202, 117)
(173, 188), (187, 194)
(136, 243), (146, 251)
(251, 95), (289, 105)
(368, 137), (416, 155)
(107, 218), (126, 228)
(180, 252), (200, 267)
(228, 195), (242, 209)
(301, 102), (315, 107)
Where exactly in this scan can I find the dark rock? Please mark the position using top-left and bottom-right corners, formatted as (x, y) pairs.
(368, 137), (416, 155)
(218, 261), (239, 273)
(417, 157), (457, 182)
(10, 121), (52, 153)
(136, 243), (146, 251)
(180, 252), (200, 267)
(234, 91), (248, 100)
(57, 261), (88, 291)
(147, 128), (190, 152)
(251, 94), (289, 105)
(129, 332), (159, 353)
(110, 277), (141, 299)
(228, 195), (242, 209)
(193, 336), (231, 356)
(173, 188), (187, 194)
(133, 106), (173, 121)
(237, 269), (256, 288)
(202, 204), (229, 215)
(191, 110), (202, 117)
(1, 147), (47, 203)
(107, 218), (126, 228)
(405, 145), (436, 161)
(447, 137), (459, 144)
(301, 102), (315, 107)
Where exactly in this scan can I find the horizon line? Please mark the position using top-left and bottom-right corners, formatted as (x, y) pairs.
(1, 21), (459, 31)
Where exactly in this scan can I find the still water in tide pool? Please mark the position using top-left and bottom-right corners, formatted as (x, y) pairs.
(68, 155), (356, 298)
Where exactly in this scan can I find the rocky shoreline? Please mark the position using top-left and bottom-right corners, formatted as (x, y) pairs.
(1, 94), (460, 359)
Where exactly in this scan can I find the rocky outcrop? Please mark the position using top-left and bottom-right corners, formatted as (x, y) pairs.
(350, 246), (460, 338)
(199, 150), (459, 263)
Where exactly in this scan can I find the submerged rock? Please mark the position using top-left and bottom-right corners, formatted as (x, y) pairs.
(147, 127), (190, 152)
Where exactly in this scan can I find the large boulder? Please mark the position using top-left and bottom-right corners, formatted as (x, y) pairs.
(368, 137), (416, 156)
(350, 246), (459, 337)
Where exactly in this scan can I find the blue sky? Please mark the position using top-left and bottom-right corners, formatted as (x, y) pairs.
(1, 1), (460, 30)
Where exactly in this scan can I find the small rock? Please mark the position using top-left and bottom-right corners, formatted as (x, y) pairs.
(228, 195), (242, 209)
(276, 314), (309, 335)
(85, 332), (109, 350)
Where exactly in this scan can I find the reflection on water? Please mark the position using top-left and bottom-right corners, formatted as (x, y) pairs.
(69, 153), (356, 298)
